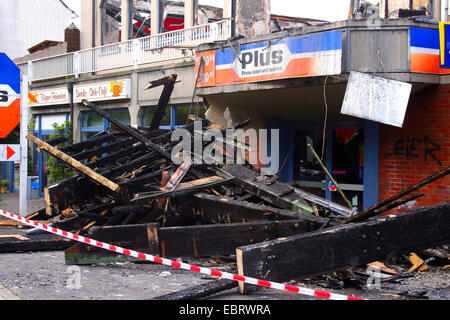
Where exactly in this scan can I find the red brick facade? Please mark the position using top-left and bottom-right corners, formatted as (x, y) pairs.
(379, 84), (450, 213)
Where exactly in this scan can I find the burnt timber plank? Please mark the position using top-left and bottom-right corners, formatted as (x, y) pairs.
(158, 219), (320, 258)
(236, 203), (450, 294)
(190, 193), (329, 223)
(64, 219), (322, 264)
(27, 134), (120, 193)
(82, 99), (172, 160)
(344, 166), (450, 223)
(153, 279), (237, 300)
(148, 74), (177, 130)
(132, 176), (233, 201)
(85, 143), (148, 169)
(59, 132), (115, 154)
(46, 176), (109, 216)
(98, 153), (159, 178)
(221, 165), (314, 215)
(65, 223), (160, 265)
(0, 234), (74, 253)
(71, 137), (132, 161)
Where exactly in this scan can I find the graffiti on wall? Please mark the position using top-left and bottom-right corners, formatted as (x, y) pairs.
(384, 136), (442, 166)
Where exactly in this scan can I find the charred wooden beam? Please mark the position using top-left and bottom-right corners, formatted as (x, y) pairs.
(118, 166), (171, 190)
(99, 152), (160, 178)
(46, 176), (109, 216)
(158, 219), (321, 258)
(27, 134), (120, 193)
(82, 100), (171, 159)
(220, 165), (314, 215)
(344, 166), (450, 223)
(153, 279), (237, 300)
(59, 132), (115, 154)
(236, 203), (450, 294)
(0, 234), (74, 253)
(148, 75), (177, 130)
(373, 193), (424, 216)
(190, 193), (328, 224)
(85, 143), (148, 169)
(64, 217), (322, 264)
(71, 137), (132, 161)
(132, 176), (233, 201)
(65, 223), (159, 265)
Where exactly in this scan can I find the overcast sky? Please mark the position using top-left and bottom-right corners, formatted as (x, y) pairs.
(62, 0), (357, 27)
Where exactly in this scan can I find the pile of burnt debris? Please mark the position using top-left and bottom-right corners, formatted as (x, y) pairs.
(0, 74), (448, 299)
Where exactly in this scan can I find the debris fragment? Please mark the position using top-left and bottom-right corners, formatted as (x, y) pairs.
(408, 252), (430, 272)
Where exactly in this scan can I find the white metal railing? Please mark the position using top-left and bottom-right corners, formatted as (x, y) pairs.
(28, 20), (231, 82)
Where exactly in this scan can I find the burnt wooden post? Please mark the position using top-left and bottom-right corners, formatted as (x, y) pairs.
(145, 74), (178, 130)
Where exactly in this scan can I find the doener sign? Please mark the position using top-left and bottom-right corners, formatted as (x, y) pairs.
(28, 87), (69, 106)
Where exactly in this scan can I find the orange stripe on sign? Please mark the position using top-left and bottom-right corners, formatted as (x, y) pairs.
(0, 99), (20, 138)
(410, 53), (450, 74)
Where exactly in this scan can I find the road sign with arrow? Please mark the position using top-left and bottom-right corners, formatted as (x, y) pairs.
(0, 144), (20, 161)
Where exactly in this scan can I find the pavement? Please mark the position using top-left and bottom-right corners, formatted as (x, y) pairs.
(0, 192), (448, 304)
(0, 191), (46, 216)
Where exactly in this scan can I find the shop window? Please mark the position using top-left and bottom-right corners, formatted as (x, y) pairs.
(142, 107), (171, 128)
(81, 109), (130, 141)
(107, 110), (131, 130)
(142, 104), (207, 128)
(83, 112), (104, 128)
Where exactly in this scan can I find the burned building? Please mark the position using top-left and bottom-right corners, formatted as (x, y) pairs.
(195, 0), (450, 212)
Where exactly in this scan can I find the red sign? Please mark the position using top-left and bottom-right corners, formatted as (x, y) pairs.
(132, 16), (185, 38)
(195, 51), (216, 87)
(0, 53), (21, 138)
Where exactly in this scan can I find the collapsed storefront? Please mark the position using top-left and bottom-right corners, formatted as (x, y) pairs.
(194, 18), (450, 211)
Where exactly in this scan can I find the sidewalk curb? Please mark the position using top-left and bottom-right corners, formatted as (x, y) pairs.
(0, 283), (22, 300)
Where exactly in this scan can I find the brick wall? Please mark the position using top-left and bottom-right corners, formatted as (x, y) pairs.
(379, 84), (450, 213)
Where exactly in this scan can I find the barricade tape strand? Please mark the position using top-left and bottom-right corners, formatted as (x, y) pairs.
(0, 209), (365, 300)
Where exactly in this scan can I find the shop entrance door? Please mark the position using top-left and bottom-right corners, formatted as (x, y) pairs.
(293, 126), (364, 210)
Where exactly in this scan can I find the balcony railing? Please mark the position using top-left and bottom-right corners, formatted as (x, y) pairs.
(27, 20), (231, 82)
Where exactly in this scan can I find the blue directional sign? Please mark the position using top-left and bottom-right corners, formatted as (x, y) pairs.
(0, 52), (21, 138)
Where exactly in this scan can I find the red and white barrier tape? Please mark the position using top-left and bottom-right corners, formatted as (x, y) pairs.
(0, 209), (365, 300)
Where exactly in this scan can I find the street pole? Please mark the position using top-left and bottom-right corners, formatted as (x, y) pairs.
(19, 73), (28, 217)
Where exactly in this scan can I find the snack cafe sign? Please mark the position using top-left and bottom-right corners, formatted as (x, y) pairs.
(73, 79), (131, 103)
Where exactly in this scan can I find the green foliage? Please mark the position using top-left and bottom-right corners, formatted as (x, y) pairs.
(28, 117), (37, 134)
(1, 180), (10, 187)
(47, 121), (73, 183)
